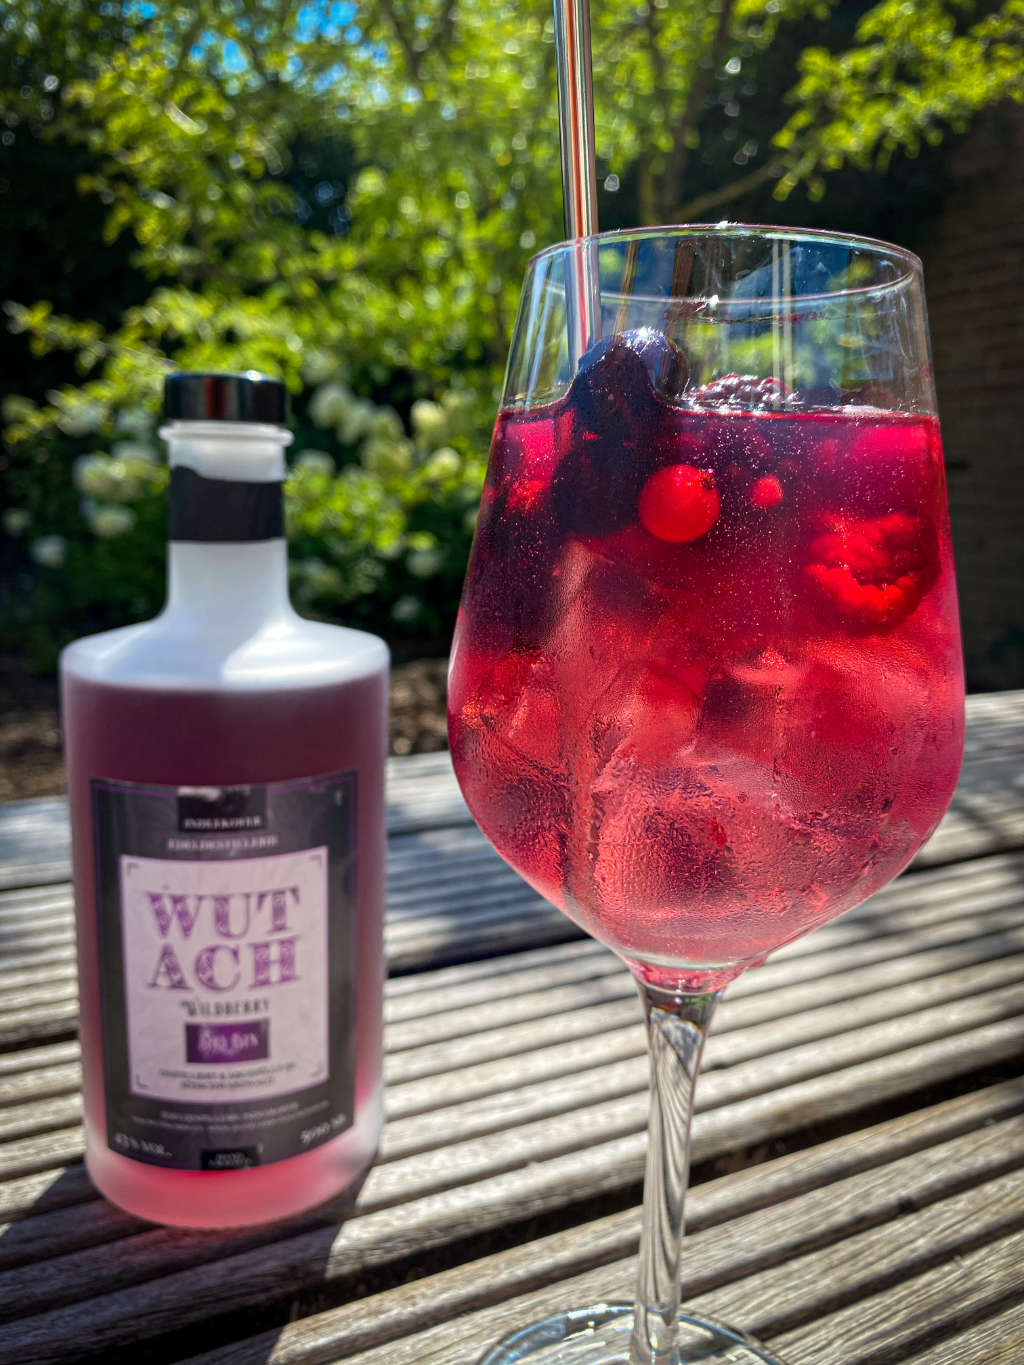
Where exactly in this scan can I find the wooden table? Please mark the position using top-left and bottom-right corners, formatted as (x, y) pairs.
(0, 692), (1022, 1365)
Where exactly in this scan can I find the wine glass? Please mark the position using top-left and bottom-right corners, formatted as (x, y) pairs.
(447, 227), (965, 1365)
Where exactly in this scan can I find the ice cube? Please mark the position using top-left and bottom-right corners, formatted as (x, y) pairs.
(695, 648), (807, 767)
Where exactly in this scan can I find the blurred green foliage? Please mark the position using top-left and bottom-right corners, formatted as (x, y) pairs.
(1, 0), (1020, 666)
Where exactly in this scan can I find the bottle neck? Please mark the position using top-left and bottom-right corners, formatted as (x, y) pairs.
(165, 539), (293, 630)
(159, 420), (295, 634)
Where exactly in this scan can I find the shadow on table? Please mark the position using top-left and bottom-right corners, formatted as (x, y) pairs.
(930, 751), (1024, 867)
(0, 1158), (374, 1365)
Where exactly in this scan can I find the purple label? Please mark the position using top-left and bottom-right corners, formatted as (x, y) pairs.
(185, 1020), (269, 1063)
(94, 771), (356, 1170)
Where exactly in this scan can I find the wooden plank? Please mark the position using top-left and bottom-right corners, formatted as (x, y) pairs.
(384, 955), (1024, 1092)
(0, 1011), (1020, 1359)
(896, 1300), (1024, 1365)
(0, 1095), (81, 1146)
(1, 928), (1021, 1186)
(1, 1077), (1021, 1365)
(7, 1080), (1024, 1330)
(0, 1040), (79, 1081)
(385, 919), (1024, 1059)
(0, 1063), (81, 1111)
(0, 699), (1018, 1362)
(0, 979), (76, 1013)
(6, 834), (1016, 1010)
(769, 1228), (1024, 1363)
(381, 956), (1024, 1160)
(3, 846), (1024, 1047)
(922, 751), (1024, 868)
(0, 752), (469, 891)
(0, 962), (76, 996)
(1, 692), (1022, 891)
(0, 892), (1022, 1192)
(1, 855), (1018, 1112)
(168, 1112), (1024, 1365)
(1, 1075), (1017, 1302)
(271, 1182), (1024, 1365)
(0, 797), (69, 890)
(382, 845), (1024, 1005)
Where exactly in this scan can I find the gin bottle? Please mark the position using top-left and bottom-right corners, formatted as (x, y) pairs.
(61, 372), (387, 1227)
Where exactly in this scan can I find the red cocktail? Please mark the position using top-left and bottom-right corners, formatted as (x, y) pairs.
(450, 343), (963, 990)
(449, 229), (965, 1365)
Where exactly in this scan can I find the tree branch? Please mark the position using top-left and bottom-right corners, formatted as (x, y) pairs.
(432, 0), (458, 54)
(673, 158), (783, 222)
(376, 0), (422, 82)
(660, 0), (738, 219)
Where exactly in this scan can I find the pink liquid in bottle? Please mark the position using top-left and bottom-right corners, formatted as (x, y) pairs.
(63, 671), (386, 1228)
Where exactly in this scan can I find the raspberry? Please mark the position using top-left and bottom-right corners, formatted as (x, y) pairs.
(751, 475), (784, 509)
(802, 510), (938, 632)
(690, 374), (791, 410)
(638, 464), (720, 543)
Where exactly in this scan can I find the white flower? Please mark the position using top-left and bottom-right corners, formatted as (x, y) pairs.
(423, 447), (461, 481)
(366, 407), (404, 442)
(294, 558), (343, 596)
(87, 504), (136, 538)
(2, 508), (30, 536)
(407, 547), (444, 579)
(293, 449), (335, 476)
(53, 399), (105, 437)
(337, 397), (377, 445)
(302, 350), (342, 386)
(391, 595), (423, 624)
(410, 399), (448, 448)
(73, 454), (116, 499)
(107, 457), (156, 503)
(111, 440), (157, 464)
(361, 437), (412, 476)
(29, 534), (67, 568)
(309, 381), (352, 429)
(114, 407), (154, 439)
(441, 388), (477, 436)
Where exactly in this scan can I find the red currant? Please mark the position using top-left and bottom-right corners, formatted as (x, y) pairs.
(750, 475), (784, 509)
(638, 464), (720, 543)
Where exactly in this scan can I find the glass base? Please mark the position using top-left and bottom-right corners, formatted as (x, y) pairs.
(477, 1303), (786, 1365)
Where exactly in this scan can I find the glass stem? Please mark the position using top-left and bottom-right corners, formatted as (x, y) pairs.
(630, 982), (722, 1365)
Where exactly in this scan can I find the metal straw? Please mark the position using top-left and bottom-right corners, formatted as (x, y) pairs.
(553, 0), (601, 364)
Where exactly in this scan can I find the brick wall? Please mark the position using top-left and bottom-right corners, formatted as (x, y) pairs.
(919, 103), (1024, 691)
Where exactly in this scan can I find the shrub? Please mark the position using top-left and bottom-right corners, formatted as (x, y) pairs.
(1, 378), (489, 670)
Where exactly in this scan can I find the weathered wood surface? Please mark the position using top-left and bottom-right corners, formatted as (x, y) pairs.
(0, 690), (1020, 1363)
(2, 691), (1024, 895)
(0, 853), (1021, 1362)
(170, 1085), (1024, 1365)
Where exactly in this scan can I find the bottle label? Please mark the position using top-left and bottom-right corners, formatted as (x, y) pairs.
(91, 773), (357, 1170)
(168, 465), (284, 542)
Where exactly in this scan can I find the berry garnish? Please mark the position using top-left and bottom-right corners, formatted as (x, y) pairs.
(551, 429), (650, 537)
(802, 510), (937, 632)
(750, 475), (784, 509)
(572, 337), (659, 436)
(690, 374), (791, 410)
(619, 327), (690, 401)
(638, 464), (720, 543)
(555, 336), (671, 537)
